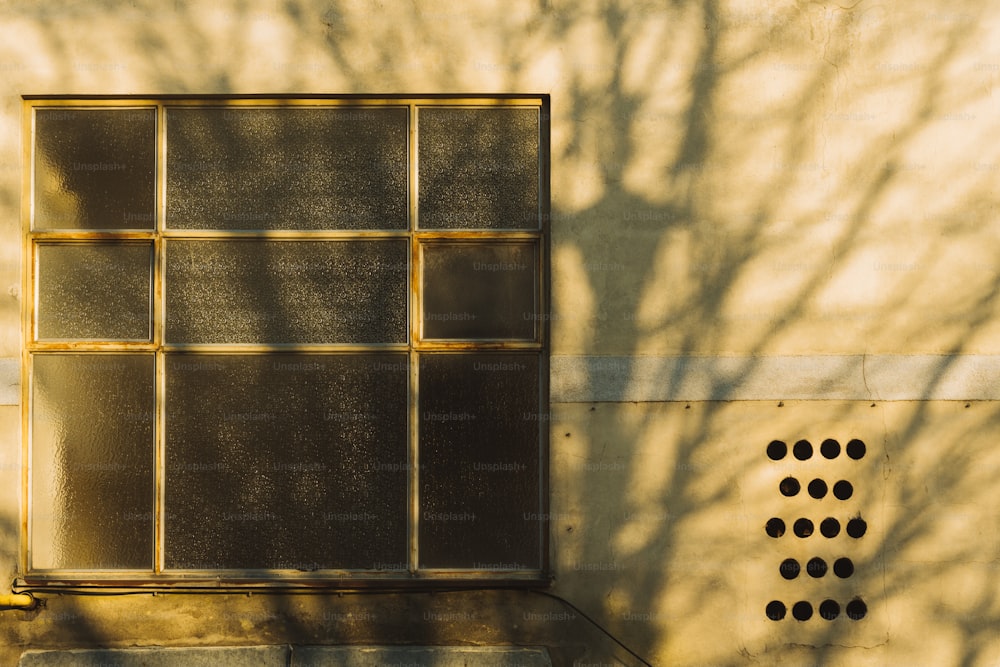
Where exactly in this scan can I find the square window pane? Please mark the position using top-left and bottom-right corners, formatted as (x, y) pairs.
(31, 354), (155, 570)
(418, 107), (539, 229)
(164, 354), (409, 570)
(166, 107), (408, 230)
(418, 353), (541, 569)
(165, 240), (408, 344)
(33, 108), (156, 230)
(36, 243), (152, 341)
(422, 242), (537, 340)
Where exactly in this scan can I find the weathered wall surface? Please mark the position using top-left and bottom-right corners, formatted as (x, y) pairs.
(1, 1), (999, 665)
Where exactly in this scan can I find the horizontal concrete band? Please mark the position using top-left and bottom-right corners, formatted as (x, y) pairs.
(4, 355), (998, 405)
(551, 354), (1000, 402)
(19, 646), (552, 667)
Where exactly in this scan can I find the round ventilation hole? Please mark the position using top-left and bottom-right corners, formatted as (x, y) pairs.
(833, 480), (853, 500)
(806, 557), (828, 578)
(793, 439), (813, 460)
(780, 558), (801, 580)
(820, 438), (840, 459)
(846, 517), (867, 538)
(792, 601), (813, 621)
(808, 478), (828, 499)
(766, 600), (787, 621)
(846, 438), (866, 460)
(767, 440), (787, 460)
(833, 557), (854, 578)
(819, 599), (840, 620)
(820, 517), (841, 538)
(765, 517), (786, 538)
(793, 518), (814, 538)
(846, 598), (867, 620)
(780, 477), (801, 497)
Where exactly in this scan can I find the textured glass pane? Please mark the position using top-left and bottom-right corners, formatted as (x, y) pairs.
(36, 243), (152, 341)
(34, 108), (155, 230)
(165, 240), (407, 344)
(164, 354), (409, 570)
(166, 107), (408, 230)
(419, 353), (541, 569)
(31, 354), (154, 570)
(422, 242), (537, 339)
(418, 107), (539, 229)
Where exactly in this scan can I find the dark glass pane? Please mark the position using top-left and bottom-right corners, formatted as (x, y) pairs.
(164, 353), (409, 570)
(419, 353), (541, 569)
(418, 107), (539, 229)
(165, 240), (407, 344)
(34, 108), (155, 230)
(166, 107), (408, 230)
(422, 242), (537, 339)
(31, 354), (154, 569)
(36, 243), (152, 341)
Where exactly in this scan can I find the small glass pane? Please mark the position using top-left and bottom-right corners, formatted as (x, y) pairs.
(36, 243), (152, 341)
(33, 108), (156, 230)
(418, 107), (539, 229)
(164, 354), (409, 570)
(166, 107), (408, 230)
(419, 353), (541, 569)
(31, 354), (154, 570)
(422, 242), (537, 339)
(165, 240), (407, 344)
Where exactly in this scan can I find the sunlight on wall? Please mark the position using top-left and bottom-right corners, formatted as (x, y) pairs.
(550, 244), (595, 356)
(2, 0), (1000, 665)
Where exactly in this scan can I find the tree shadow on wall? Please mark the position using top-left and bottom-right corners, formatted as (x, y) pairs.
(6, 0), (1000, 665)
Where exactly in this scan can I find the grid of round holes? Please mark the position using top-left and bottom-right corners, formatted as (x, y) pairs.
(766, 599), (868, 621)
(765, 438), (867, 622)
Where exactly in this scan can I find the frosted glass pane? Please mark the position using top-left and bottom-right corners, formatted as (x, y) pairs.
(34, 108), (156, 230)
(418, 353), (541, 569)
(166, 107), (408, 230)
(165, 240), (407, 344)
(31, 354), (154, 570)
(36, 243), (152, 341)
(418, 107), (539, 229)
(422, 242), (537, 339)
(164, 353), (409, 570)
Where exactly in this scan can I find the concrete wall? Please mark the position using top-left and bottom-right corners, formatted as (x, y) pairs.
(1, 0), (999, 665)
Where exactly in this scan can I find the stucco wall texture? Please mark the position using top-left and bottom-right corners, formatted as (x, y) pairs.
(1, 1), (999, 665)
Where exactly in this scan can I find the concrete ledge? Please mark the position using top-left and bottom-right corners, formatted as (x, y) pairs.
(293, 646), (552, 665)
(19, 646), (553, 666)
(19, 646), (287, 666)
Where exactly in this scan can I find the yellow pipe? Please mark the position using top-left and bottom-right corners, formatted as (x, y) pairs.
(0, 593), (35, 609)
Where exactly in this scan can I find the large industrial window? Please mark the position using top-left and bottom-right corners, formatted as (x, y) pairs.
(22, 96), (549, 584)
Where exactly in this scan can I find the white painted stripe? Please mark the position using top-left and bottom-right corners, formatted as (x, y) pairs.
(551, 355), (1000, 402)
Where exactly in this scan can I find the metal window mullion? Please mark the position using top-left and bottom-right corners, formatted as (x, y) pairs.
(154, 341), (165, 574)
(408, 103), (420, 574)
(158, 343), (409, 353)
(29, 231), (158, 241)
(21, 239), (34, 573)
(155, 104), (165, 574)
(23, 106), (40, 572)
(159, 230), (410, 240)
(154, 102), (167, 573)
(538, 98), (550, 574)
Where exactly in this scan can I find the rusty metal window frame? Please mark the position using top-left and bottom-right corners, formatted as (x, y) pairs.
(20, 95), (550, 588)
